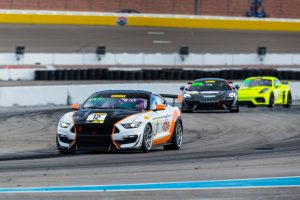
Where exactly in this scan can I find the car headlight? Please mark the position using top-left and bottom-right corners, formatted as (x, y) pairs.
(122, 122), (142, 129)
(184, 93), (192, 98)
(228, 93), (236, 98)
(59, 121), (71, 128)
(259, 88), (269, 94)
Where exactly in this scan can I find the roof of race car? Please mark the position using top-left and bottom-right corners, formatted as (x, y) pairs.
(93, 90), (152, 98)
(244, 76), (277, 80)
(193, 78), (227, 82)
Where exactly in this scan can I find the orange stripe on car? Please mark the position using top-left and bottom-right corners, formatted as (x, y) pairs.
(69, 111), (77, 149)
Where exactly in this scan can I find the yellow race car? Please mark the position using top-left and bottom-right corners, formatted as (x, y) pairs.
(238, 76), (292, 107)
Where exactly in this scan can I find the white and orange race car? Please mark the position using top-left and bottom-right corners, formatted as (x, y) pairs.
(57, 90), (182, 153)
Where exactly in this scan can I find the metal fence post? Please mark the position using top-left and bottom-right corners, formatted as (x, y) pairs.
(194, 0), (199, 15)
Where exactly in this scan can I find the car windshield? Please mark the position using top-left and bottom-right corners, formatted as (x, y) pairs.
(83, 94), (148, 111)
(189, 80), (231, 91)
(242, 79), (272, 87)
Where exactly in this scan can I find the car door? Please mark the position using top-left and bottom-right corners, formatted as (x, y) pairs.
(274, 79), (283, 103)
(149, 95), (171, 143)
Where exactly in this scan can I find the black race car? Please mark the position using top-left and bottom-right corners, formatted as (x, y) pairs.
(180, 78), (239, 112)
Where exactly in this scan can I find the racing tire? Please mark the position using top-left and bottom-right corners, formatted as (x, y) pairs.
(181, 103), (193, 113)
(141, 124), (153, 153)
(56, 135), (76, 154)
(267, 93), (275, 107)
(181, 109), (193, 113)
(283, 91), (292, 108)
(230, 107), (239, 113)
(163, 120), (183, 150)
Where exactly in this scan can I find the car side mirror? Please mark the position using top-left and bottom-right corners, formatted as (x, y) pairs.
(180, 86), (185, 91)
(235, 85), (240, 90)
(155, 104), (166, 111)
(71, 103), (79, 110)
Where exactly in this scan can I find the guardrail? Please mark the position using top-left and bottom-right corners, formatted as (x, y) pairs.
(35, 69), (300, 81)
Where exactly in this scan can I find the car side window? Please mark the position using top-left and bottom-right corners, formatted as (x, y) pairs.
(274, 79), (281, 87)
(150, 95), (158, 110)
(150, 95), (165, 110)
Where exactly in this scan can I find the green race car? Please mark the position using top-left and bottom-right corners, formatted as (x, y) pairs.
(238, 76), (292, 107)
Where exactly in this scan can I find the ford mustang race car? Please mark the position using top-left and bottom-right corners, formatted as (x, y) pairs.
(180, 78), (239, 112)
(57, 90), (182, 153)
(238, 76), (292, 107)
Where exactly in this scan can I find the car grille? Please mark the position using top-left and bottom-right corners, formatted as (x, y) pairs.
(75, 124), (114, 151)
(255, 97), (265, 103)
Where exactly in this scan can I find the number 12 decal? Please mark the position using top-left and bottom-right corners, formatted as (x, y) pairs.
(86, 113), (107, 123)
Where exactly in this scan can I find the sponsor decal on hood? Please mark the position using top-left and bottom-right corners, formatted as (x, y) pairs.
(73, 109), (141, 125)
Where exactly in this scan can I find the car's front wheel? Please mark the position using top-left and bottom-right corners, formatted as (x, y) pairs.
(164, 120), (183, 150)
(56, 135), (76, 154)
(141, 124), (152, 153)
(181, 103), (193, 113)
(230, 104), (239, 113)
(267, 93), (275, 107)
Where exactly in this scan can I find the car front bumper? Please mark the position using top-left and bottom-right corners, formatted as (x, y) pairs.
(57, 123), (144, 151)
(182, 98), (237, 110)
(238, 93), (269, 106)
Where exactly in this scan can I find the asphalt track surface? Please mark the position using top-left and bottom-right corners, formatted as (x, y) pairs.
(1, 24), (300, 53)
(0, 105), (300, 199)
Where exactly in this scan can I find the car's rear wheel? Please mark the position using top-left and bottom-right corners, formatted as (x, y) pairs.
(141, 124), (152, 153)
(56, 135), (76, 154)
(283, 91), (292, 108)
(267, 93), (275, 107)
(163, 120), (183, 150)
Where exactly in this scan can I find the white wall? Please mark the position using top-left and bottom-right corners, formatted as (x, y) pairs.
(0, 69), (36, 81)
(2, 53), (300, 67)
(0, 82), (299, 107)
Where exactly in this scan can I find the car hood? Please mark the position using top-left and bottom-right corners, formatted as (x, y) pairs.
(73, 109), (141, 125)
(238, 86), (270, 94)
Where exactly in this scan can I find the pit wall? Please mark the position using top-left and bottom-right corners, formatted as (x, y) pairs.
(0, 0), (299, 19)
(0, 82), (299, 107)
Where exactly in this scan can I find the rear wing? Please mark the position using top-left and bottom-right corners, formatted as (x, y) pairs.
(159, 94), (179, 107)
(282, 81), (291, 86)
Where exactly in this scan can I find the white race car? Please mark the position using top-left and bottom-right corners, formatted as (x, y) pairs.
(57, 90), (183, 153)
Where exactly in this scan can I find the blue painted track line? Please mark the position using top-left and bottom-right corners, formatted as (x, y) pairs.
(0, 176), (300, 193)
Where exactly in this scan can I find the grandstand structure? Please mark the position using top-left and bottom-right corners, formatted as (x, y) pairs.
(0, 0), (299, 19)
(0, 0), (300, 81)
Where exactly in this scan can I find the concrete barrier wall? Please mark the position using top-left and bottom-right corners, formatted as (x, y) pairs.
(0, 82), (299, 107)
(0, 69), (36, 81)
